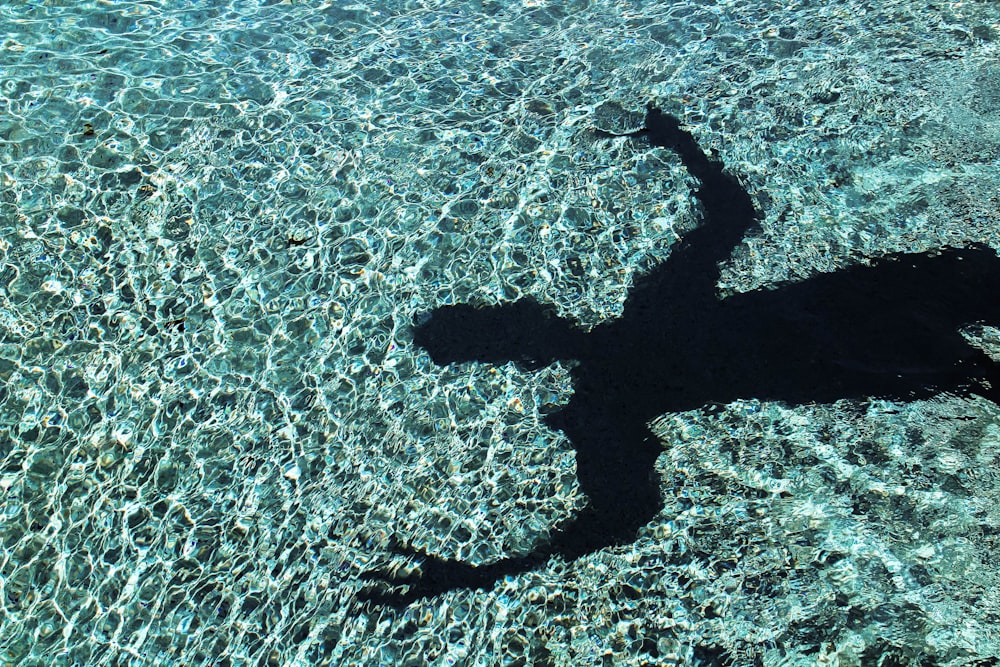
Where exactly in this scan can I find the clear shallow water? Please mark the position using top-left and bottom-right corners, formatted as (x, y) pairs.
(1, 1), (999, 665)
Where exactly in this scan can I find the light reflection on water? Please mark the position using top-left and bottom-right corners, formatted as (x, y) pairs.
(0, 0), (999, 665)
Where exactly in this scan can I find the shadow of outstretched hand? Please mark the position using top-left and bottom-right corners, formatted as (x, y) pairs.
(358, 545), (535, 608)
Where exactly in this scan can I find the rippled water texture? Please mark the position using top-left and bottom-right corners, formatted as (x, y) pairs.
(1, 1), (999, 665)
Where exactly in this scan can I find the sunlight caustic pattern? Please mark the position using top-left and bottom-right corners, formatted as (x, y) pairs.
(0, 0), (999, 665)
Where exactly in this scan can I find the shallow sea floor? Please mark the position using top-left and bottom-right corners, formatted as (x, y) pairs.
(1, 1), (999, 665)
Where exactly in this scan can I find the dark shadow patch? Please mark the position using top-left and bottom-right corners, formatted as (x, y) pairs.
(360, 106), (1000, 606)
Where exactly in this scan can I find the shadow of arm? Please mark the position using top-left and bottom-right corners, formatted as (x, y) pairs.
(622, 109), (761, 317)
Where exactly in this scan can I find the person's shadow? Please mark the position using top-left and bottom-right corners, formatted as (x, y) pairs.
(360, 107), (1000, 607)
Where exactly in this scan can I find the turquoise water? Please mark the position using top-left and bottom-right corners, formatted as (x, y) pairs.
(1, 0), (999, 665)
